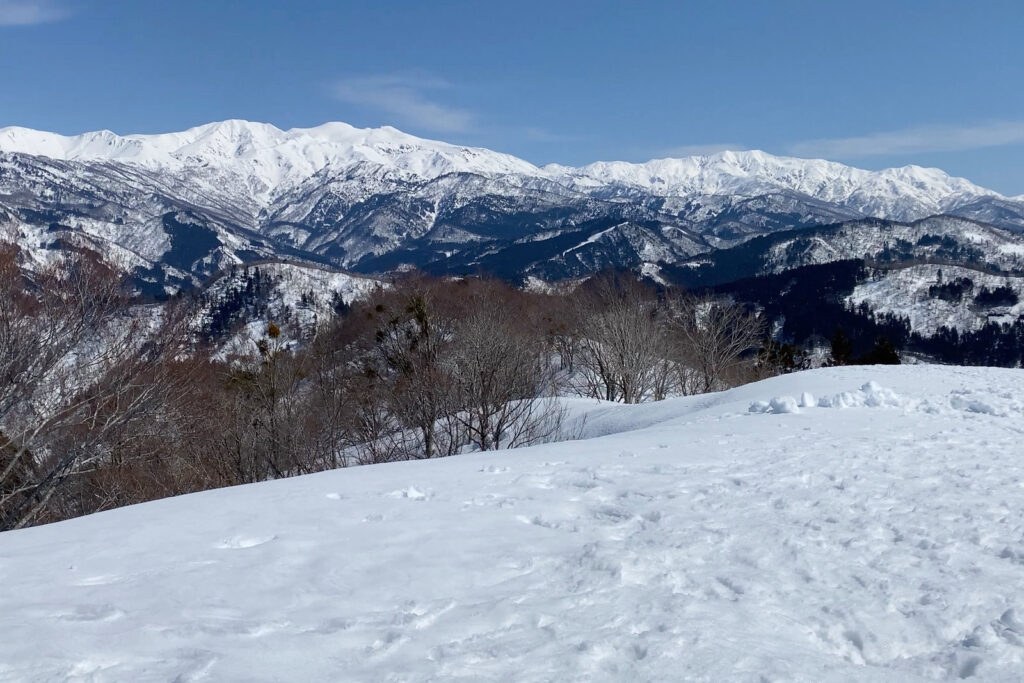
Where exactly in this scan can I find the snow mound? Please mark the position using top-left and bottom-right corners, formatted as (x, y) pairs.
(817, 380), (904, 409)
(748, 381), (904, 414)
(748, 395), (800, 414)
(4, 365), (1024, 680)
(388, 486), (430, 501)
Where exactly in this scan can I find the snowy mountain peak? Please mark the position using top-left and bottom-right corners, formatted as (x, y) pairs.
(0, 119), (539, 181)
(548, 149), (995, 202)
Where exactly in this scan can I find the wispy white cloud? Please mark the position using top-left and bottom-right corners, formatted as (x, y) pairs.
(662, 142), (747, 157)
(788, 121), (1024, 159)
(0, 0), (68, 26)
(521, 126), (572, 143)
(330, 73), (475, 134)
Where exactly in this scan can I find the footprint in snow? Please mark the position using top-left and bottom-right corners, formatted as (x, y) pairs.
(517, 514), (578, 533)
(73, 574), (121, 587)
(365, 630), (409, 656)
(387, 486), (429, 500)
(715, 576), (745, 597)
(215, 535), (276, 549)
(395, 600), (457, 630)
(591, 504), (633, 525)
(57, 604), (125, 622)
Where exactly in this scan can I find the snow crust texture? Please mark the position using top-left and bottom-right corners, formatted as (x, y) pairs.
(2, 365), (1024, 681)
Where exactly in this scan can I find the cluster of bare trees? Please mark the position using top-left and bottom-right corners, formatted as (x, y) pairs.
(563, 273), (765, 403)
(1, 246), (771, 530)
(332, 278), (567, 462)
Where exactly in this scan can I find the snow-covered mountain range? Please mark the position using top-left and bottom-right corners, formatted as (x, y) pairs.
(4, 119), (1024, 293)
(0, 120), (1002, 217)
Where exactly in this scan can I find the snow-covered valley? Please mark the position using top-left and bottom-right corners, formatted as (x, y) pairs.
(2, 365), (1024, 681)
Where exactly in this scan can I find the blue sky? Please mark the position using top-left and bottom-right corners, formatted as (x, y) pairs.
(1, 0), (1023, 193)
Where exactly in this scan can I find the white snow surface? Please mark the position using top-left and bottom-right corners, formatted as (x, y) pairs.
(3, 365), (1024, 681)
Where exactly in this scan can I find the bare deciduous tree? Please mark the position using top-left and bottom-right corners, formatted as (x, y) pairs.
(572, 274), (671, 404)
(667, 293), (763, 394)
(0, 245), (190, 530)
(369, 281), (462, 459)
(451, 300), (563, 451)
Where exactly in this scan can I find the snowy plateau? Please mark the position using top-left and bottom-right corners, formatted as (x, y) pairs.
(3, 365), (1024, 681)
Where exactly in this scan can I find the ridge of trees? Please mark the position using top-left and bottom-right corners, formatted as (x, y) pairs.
(1, 250), (769, 531)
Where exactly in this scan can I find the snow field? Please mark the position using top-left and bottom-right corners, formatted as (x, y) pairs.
(2, 366), (1024, 680)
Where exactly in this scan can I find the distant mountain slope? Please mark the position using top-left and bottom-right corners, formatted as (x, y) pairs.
(194, 260), (380, 348)
(663, 214), (1024, 288)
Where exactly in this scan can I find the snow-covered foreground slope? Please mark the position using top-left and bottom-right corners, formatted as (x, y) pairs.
(3, 366), (1024, 681)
